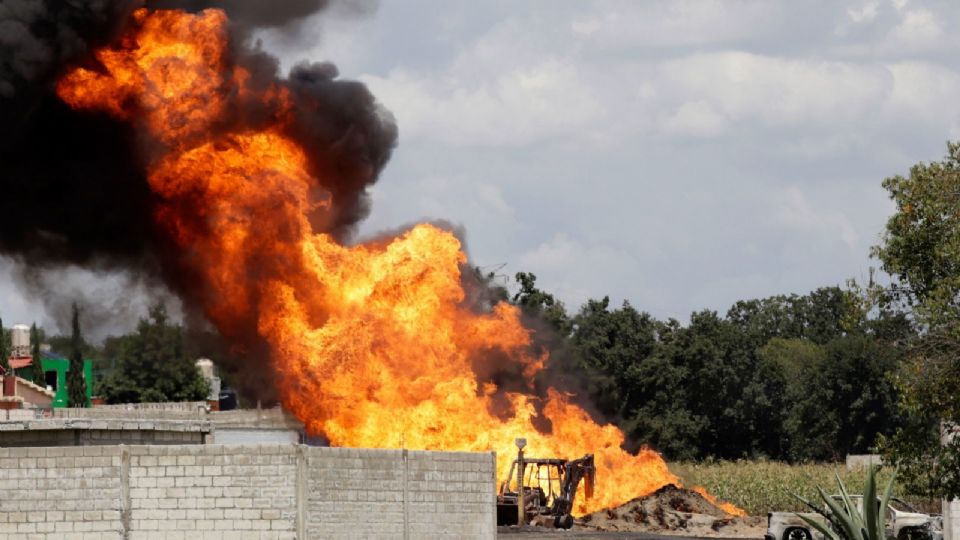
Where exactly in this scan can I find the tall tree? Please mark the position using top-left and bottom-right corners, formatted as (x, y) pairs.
(97, 303), (208, 404)
(0, 315), (8, 373)
(67, 304), (88, 407)
(570, 298), (658, 419)
(872, 141), (960, 498)
(30, 323), (44, 386)
(873, 141), (960, 325)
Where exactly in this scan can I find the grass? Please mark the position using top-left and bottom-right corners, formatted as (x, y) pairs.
(668, 460), (940, 516)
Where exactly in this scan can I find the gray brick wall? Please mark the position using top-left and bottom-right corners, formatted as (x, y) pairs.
(0, 444), (496, 539)
(0, 446), (124, 539)
(405, 450), (496, 539)
(126, 444), (298, 539)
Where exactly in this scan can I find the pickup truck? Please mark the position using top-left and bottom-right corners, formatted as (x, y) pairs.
(765, 495), (943, 540)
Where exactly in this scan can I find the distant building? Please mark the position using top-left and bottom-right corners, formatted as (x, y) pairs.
(41, 354), (93, 408)
(0, 375), (55, 410)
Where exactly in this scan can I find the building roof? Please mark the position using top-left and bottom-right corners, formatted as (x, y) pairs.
(9, 357), (32, 369)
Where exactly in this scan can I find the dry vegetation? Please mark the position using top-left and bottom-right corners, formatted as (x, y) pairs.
(669, 461), (940, 516)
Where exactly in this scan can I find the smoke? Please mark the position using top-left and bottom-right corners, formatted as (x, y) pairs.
(0, 1), (396, 348)
(0, 0), (137, 102)
(9, 261), (183, 343)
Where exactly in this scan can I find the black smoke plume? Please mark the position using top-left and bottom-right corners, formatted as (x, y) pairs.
(0, 0), (396, 398)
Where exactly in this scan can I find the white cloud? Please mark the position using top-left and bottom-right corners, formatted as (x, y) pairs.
(891, 0), (910, 13)
(341, 1), (960, 318)
(518, 234), (580, 270)
(661, 100), (727, 137)
(475, 182), (513, 217)
(775, 186), (859, 248)
(364, 59), (605, 147)
(848, 2), (880, 23)
(886, 8), (946, 52)
(655, 52), (894, 130)
(568, 0), (779, 50)
(515, 233), (641, 311)
(883, 62), (960, 138)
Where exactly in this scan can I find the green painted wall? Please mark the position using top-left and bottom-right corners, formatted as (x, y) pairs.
(40, 357), (92, 408)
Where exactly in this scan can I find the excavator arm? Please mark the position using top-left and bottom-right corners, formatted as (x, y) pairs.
(549, 454), (596, 528)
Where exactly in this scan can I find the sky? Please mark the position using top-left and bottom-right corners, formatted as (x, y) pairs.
(4, 0), (960, 338)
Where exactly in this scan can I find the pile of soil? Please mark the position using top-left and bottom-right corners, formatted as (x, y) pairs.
(576, 484), (764, 537)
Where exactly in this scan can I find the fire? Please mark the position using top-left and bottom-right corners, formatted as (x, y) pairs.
(56, 7), (744, 516)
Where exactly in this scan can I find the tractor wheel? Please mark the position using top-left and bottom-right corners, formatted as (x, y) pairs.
(784, 527), (812, 540)
(554, 514), (574, 529)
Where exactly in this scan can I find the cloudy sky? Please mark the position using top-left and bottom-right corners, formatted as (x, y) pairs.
(4, 0), (960, 336)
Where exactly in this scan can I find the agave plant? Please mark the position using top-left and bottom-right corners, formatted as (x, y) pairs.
(795, 466), (897, 540)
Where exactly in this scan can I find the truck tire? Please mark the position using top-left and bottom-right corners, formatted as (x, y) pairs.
(784, 527), (812, 540)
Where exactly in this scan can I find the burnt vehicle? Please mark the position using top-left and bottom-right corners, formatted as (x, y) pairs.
(496, 439), (596, 529)
(766, 496), (943, 540)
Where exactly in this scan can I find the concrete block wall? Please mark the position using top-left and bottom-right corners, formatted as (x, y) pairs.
(127, 444), (298, 539)
(51, 406), (304, 431)
(0, 409), (35, 421)
(0, 444), (496, 539)
(92, 402), (208, 413)
(0, 446), (124, 539)
(306, 447), (406, 538)
(0, 420), (207, 447)
(304, 448), (496, 539)
(404, 450), (497, 539)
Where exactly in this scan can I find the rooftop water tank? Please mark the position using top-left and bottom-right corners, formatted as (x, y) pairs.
(195, 358), (221, 402)
(195, 358), (214, 379)
(10, 324), (30, 358)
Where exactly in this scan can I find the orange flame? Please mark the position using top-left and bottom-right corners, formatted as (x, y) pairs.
(57, 8), (742, 516)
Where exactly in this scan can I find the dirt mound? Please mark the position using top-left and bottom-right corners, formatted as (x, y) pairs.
(577, 484), (764, 537)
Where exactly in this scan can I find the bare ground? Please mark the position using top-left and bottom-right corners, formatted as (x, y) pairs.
(499, 485), (766, 539)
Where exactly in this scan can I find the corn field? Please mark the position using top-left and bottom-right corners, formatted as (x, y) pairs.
(669, 460), (941, 516)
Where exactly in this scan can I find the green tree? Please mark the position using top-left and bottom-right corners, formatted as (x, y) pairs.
(30, 323), (44, 386)
(97, 304), (208, 404)
(785, 336), (901, 461)
(512, 272), (571, 335)
(880, 330), (960, 497)
(727, 286), (862, 345)
(873, 142), (960, 325)
(872, 142), (960, 498)
(67, 304), (88, 407)
(570, 298), (658, 418)
(0, 316), (8, 373)
(667, 310), (765, 459)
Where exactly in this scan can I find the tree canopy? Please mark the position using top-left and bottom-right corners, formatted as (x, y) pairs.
(501, 273), (905, 463)
(870, 142), (960, 498)
(97, 304), (208, 404)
